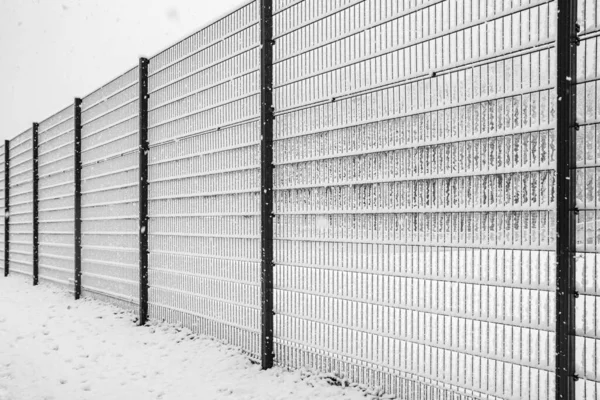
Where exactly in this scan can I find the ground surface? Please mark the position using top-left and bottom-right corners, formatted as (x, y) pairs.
(0, 275), (365, 400)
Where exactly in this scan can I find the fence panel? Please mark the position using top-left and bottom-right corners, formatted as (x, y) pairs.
(37, 105), (75, 288)
(79, 67), (139, 308)
(147, 0), (262, 358)
(0, 143), (4, 269)
(3, 1), (592, 398)
(272, 1), (558, 398)
(8, 128), (33, 277)
(574, 0), (600, 398)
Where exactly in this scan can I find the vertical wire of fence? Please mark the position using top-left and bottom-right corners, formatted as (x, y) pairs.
(78, 68), (140, 309)
(0, 142), (4, 276)
(36, 106), (75, 289)
(7, 128), (34, 278)
(573, 0), (600, 398)
(271, 1), (558, 398)
(1, 1), (596, 399)
(146, 0), (263, 359)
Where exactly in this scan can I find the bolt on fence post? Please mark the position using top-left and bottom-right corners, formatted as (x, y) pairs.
(555, 0), (578, 398)
(4, 140), (9, 277)
(74, 98), (82, 300)
(138, 57), (149, 326)
(260, 0), (274, 370)
(32, 122), (39, 286)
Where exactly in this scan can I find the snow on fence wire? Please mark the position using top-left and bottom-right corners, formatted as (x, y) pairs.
(78, 67), (140, 308)
(37, 105), (75, 288)
(0, 0), (592, 399)
(0, 143), (4, 272)
(574, 0), (600, 398)
(272, 0), (559, 399)
(8, 128), (34, 278)
(147, 0), (262, 359)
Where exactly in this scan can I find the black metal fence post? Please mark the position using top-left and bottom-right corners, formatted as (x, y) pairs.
(74, 98), (82, 299)
(32, 122), (39, 286)
(4, 140), (9, 277)
(138, 57), (149, 326)
(555, 0), (578, 398)
(260, 0), (274, 370)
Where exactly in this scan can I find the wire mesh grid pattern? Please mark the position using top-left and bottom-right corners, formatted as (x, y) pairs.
(574, 0), (600, 398)
(146, 0), (262, 358)
(37, 105), (75, 288)
(0, 143), (4, 266)
(79, 67), (140, 307)
(8, 128), (34, 277)
(2, 0), (593, 399)
(271, 0), (558, 399)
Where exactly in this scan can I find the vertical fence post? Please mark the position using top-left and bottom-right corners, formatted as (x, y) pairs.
(74, 98), (82, 300)
(4, 140), (9, 277)
(32, 122), (39, 286)
(138, 57), (149, 326)
(260, 0), (274, 370)
(555, 0), (578, 398)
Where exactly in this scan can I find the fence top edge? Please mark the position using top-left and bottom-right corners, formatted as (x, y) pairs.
(79, 65), (138, 106)
(147, 0), (258, 62)
(39, 106), (74, 134)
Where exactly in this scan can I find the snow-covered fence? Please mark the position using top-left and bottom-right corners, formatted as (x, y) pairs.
(7, 128), (34, 277)
(78, 67), (140, 308)
(37, 105), (75, 288)
(271, 0), (560, 398)
(1, 0), (595, 399)
(0, 143), (4, 275)
(573, 0), (600, 397)
(146, 0), (263, 360)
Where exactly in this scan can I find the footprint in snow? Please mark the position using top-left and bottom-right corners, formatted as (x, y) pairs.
(0, 370), (13, 380)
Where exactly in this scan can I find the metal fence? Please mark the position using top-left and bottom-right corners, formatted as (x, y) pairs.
(272, 0), (558, 398)
(8, 128), (34, 277)
(574, 0), (600, 398)
(79, 67), (140, 307)
(37, 106), (75, 288)
(1, 0), (591, 399)
(146, 0), (262, 358)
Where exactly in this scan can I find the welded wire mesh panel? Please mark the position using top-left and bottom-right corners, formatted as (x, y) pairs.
(147, 0), (261, 358)
(0, 143), (5, 266)
(8, 128), (33, 276)
(37, 105), (75, 288)
(272, 1), (558, 399)
(574, 0), (600, 398)
(80, 67), (139, 307)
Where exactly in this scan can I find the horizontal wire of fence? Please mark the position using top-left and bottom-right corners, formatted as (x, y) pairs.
(146, 0), (262, 359)
(37, 105), (75, 288)
(8, 128), (34, 278)
(574, 0), (600, 398)
(0, 1), (592, 399)
(0, 142), (4, 271)
(78, 67), (140, 308)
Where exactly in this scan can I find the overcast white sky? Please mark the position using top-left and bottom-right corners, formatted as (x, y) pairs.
(0, 0), (244, 140)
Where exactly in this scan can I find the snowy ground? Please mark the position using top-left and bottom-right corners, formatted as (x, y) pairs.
(0, 275), (366, 400)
